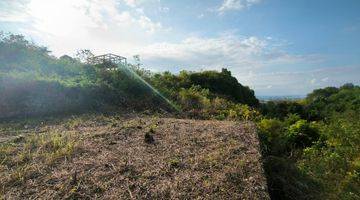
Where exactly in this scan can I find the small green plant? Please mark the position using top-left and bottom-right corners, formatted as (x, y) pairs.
(168, 157), (182, 169)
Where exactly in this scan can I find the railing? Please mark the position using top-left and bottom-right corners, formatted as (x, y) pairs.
(87, 53), (127, 66)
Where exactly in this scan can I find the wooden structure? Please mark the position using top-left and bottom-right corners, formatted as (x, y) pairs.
(87, 54), (127, 68)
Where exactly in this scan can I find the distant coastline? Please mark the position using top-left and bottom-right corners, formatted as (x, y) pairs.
(257, 95), (306, 102)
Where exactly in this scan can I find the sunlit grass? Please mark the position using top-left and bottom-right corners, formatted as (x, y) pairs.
(0, 130), (79, 191)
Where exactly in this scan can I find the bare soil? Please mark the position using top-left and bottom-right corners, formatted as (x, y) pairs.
(0, 115), (269, 199)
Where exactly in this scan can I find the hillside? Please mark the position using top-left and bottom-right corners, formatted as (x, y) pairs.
(0, 34), (258, 119)
(0, 114), (269, 199)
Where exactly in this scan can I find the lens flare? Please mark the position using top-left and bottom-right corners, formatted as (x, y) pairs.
(118, 63), (180, 112)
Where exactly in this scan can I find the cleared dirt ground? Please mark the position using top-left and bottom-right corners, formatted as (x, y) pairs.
(0, 115), (269, 199)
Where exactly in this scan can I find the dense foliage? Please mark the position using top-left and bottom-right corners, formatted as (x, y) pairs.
(259, 85), (360, 199)
(0, 33), (259, 119)
(0, 33), (171, 118)
(148, 69), (258, 106)
(147, 70), (259, 120)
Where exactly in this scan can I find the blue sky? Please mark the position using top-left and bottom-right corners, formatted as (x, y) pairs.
(1, 0), (359, 95)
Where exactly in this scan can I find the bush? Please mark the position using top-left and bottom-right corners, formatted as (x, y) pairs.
(298, 111), (360, 199)
(263, 156), (320, 200)
(258, 118), (286, 156)
(179, 85), (211, 111)
(0, 77), (99, 118)
(286, 120), (319, 149)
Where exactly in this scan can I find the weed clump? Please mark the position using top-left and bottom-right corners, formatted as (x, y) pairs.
(144, 130), (155, 144)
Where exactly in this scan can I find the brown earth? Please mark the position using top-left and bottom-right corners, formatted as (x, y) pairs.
(0, 115), (269, 199)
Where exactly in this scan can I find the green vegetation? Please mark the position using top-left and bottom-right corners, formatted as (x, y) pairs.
(0, 33), (174, 118)
(259, 85), (360, 199)
(148, 70), (260, 120)
(1, 33), (359, 199)
(0, 33), (257, 119)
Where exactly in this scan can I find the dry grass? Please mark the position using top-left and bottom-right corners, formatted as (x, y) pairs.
(0, 115), (269, 199)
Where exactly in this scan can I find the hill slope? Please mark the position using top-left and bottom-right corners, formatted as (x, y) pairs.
(0, 115), (269, 199)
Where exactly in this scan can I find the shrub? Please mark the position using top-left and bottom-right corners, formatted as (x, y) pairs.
(179, 85), (211, 111)
(258, 118), (287, 156)
(286, 120), (320, 149)
(263, 156), (320, 200)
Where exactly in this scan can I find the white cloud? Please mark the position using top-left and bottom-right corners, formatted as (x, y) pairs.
(0, 0), (29, 22)
(1, 0), (290, 70)
(218, 0), (262, 14)
(123, 0), (138, 7)
(237, 66), (360, 95)
(1, 0), (168, 56)
(138, 33), (306, 71)
(321, 77), (329, 82)
(138, 15), (163, 33)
